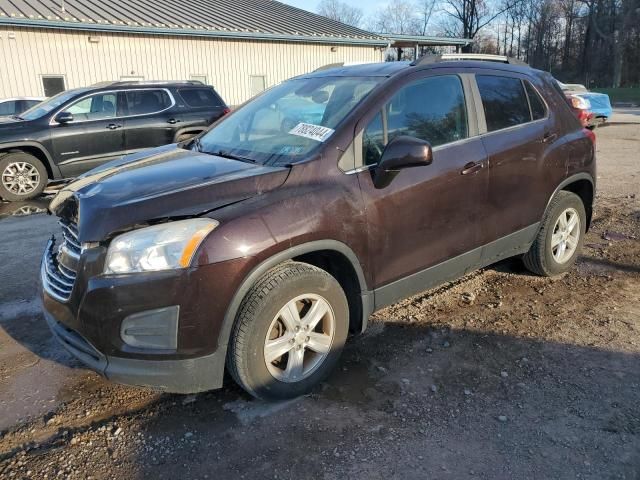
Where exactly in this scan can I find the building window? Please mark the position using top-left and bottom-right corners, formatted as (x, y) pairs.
(250, 75), (266, 97)
(42, 76), (66, 97)
(190, 74), (207, 85)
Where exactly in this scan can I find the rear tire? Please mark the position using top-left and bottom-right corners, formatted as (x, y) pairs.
(227, 261), (349, 400)
(523, 191), (586, 276)
(0, 152), (48, 201)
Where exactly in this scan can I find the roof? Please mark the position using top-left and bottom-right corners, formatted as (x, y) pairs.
(302, 56), (537, 79)
(0, 0), (388, 45)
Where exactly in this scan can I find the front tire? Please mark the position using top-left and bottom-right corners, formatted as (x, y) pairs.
(523, 191), (586, 276)
(227, 262), (349, 400)
(0, 152), (48, 201)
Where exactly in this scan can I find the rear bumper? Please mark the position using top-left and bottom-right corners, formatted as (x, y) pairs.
(43, 307), (227, 393)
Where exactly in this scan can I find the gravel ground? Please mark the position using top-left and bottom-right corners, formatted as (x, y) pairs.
(0, 117), (639, 479)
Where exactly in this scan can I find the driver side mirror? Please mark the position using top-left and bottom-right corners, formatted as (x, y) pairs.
(373, 135), (433, 188)
(54, 111), (74, 124)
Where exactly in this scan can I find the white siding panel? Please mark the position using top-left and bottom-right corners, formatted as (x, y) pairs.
(0, 26), (383, 104)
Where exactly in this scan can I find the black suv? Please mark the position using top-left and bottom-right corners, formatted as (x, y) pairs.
(0, 81), (229, 201)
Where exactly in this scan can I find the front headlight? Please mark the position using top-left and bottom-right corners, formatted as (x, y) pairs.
(104, 218), (219, 274)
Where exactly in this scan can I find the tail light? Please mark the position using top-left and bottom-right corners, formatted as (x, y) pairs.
(577, 109), (594, 128)
(222, 107), (231, 115)
(583, 127), (596, 145)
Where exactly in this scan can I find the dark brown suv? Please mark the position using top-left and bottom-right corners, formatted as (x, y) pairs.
(41, 55), (595, 400)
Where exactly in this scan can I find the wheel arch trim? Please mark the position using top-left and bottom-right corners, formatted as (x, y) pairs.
(0, 141), (61, 179)
(547, 173), (594, 208)
(216, 240), (370, 364)
(172, 127), (204, 142)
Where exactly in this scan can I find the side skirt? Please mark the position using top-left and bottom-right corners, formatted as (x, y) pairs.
(372, 223), (540, 311)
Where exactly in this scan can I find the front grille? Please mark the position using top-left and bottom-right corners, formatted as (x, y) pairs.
(42, 220), (80, 303)
(59, 220), (81, 256)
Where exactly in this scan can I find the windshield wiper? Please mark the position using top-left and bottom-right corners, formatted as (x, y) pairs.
(206, 149), (257, 164)
(11, 115), (24, 120)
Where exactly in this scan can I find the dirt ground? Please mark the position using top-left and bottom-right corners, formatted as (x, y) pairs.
(0, 115), (639, 479)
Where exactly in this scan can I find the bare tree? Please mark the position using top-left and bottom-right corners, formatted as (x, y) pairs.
(368, 0), (422, 35)
(317, 0), (364, 27)
(440, 0), (521, 50)
(418, 0), (439, 34)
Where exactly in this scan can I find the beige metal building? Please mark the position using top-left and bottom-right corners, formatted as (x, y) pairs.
(0, 0), (471, 105)
(0, 0), (391, 106)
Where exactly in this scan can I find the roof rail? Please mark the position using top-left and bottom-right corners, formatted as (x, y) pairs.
(91, 80), (205, 87)
(313, 61), (381, 72)
(411, 53), (528, 67)
(314, 62), (345, 72)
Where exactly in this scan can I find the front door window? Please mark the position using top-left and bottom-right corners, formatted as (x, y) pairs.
(63, 93), (117, 122)
(363, 75), (469, 165)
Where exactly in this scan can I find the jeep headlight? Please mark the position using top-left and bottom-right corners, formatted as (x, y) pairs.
(104, 218), (219, 274)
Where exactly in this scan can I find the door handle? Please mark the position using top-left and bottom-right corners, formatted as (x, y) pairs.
(106, 123), (122, 130)
(542, 132), (557, 143)
(167, 118), (181, 124)
(461, 161), (484, 175)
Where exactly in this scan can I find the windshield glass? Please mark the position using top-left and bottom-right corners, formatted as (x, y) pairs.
(20, 89), (88, 120)
(196, 76), (381, 164)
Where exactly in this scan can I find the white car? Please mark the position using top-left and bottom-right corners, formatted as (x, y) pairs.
(0, 97), (46, 117)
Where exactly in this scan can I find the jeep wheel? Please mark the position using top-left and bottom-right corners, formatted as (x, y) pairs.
(0, 152), (48, 201)
(523, 191), (586, 276)
(228, 262), (349, 400)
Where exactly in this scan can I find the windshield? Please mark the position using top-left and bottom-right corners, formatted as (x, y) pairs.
(20, 89), (88, 120)
(196, 76), (381, 165)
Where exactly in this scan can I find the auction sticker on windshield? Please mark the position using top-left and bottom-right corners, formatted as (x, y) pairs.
(288, 123), (335, 142)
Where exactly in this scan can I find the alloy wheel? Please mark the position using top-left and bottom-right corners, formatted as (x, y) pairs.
(1, 161), (41, 196)
(551, 207), (580, 263)
(264, 294), (335, 383)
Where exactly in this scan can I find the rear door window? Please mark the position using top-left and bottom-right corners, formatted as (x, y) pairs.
(126, 90), (172, 116)
(477, 75), (531, 132)
(179, 88), (223, 108)
(363, 75), (468, 165)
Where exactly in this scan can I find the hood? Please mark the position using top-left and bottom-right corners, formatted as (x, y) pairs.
(0, 116), (26, 127)
(50, 144), (290, 242)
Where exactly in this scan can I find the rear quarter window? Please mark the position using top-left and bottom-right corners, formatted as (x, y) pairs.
(477, 75), (531, 132)
(524, 81), (547, 120)
(179, 88), (223, 108)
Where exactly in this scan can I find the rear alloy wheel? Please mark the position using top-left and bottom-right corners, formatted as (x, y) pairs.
(0, 152), (48, 201)
(523, 190), (586, 276)
(228, 262), (349, 400)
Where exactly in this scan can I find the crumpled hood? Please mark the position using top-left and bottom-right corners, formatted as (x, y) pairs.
(50, 144), (290, 242)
